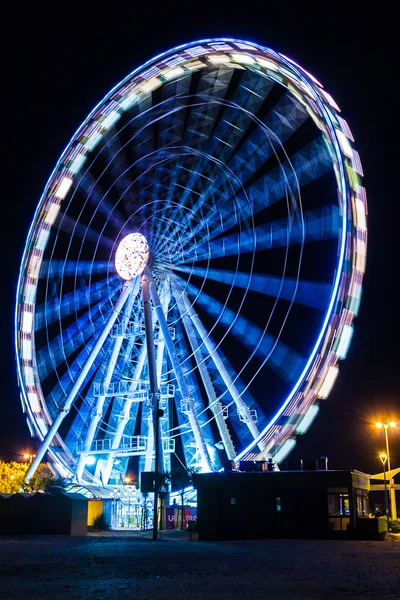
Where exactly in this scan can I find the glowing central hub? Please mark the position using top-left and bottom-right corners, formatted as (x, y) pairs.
(115, 232), (149, 280)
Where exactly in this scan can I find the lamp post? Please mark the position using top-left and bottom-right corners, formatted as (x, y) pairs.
(379, 453), (390, 530)
(23, 453), (36, 465)
(376, 421), (397, 518)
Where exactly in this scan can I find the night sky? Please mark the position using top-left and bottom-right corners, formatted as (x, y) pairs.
(1, 4), (397, 476)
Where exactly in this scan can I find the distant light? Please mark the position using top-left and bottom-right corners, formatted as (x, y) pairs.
(115, 233), (149, 280)
(379, 453), (387, 464)
(389, 421), (396, 428)
(85, 456), (96, 466)
(375, 422), (383, 428)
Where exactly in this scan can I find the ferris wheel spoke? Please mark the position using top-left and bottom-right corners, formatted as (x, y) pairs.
(173, 265), (332, 312)
(37, 293), (119, 381)
(40, 259), (114, 278)
(176, 204), (339, 265)
(77, 170), (127, 231)
(74, 279), (140, 482)
(172, 280), (265, 452)
(35, 275), (120, 330)
(146, 271), (214, 472)
(54, 211), (115, 250)
(25, 278), (137, 481)
(171, 137), (332, 259)
(175, 290), (236, 460)
(100, 342), (148, 485)
(182, 278), (306, 384)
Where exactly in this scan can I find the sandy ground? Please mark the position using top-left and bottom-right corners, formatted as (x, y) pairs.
(0, 531), (399, 600)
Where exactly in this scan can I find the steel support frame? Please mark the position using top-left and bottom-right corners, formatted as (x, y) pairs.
(175, 292), (236, 460)
(74, 280), (140, 482)
(25, 279), (137, 482)
(141, 270), (161, 541)
(148, 272), (214, 473)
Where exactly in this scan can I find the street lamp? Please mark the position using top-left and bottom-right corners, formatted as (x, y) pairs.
(376, 421), (397, 519)
(379, 453), (390, 529)
(23, 453), (36, 464)
(375, 421), (396, 471)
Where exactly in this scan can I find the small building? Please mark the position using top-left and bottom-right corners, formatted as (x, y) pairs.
(0, 490), (88, 536)
(193, 469), (386, 541)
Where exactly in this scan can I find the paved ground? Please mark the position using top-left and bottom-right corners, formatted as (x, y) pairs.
(0, 531), (399, 599)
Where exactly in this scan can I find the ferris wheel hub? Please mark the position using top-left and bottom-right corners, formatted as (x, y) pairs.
(115, 232), (150, 280)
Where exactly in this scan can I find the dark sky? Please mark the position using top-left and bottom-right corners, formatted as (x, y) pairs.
(1, 4), (397, 475)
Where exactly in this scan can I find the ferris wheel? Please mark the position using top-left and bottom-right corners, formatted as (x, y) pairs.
(16, 39), (367, 485)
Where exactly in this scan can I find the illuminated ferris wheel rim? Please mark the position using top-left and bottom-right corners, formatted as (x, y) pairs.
(15, 37), (367, 479)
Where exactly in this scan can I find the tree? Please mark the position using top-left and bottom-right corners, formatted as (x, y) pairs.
(0, 461), (58, 494)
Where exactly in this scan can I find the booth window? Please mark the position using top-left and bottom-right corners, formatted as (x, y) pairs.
(327, 492), (350, 531)
(356, 489), (369, 517)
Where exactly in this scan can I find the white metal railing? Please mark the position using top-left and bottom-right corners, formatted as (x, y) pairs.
(76, 434), (175, 455)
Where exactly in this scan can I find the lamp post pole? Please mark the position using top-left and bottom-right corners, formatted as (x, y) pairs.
(376, 422), (396, 519)
(379, 454), (390, 530)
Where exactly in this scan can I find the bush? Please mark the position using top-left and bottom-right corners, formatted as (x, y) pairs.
(389, 519), (400, 533)
(92, 513), (111, 531)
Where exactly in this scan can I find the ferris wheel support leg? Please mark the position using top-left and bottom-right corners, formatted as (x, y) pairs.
(176, 294), (236, 461)
(100, 342), (148, 485)
(25, 279), (137, 483)
(147, 272), (214, 473)
(141, 270), (162, 541)
(74, 281), (139, 483)
(175, 285), (266, 453)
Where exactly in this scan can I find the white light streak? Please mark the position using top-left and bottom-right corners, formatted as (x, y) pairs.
(120, 92), (139, 110)
(35, 228), (50, 251)
(256, 56), (278, 71)
(355, 198), (367, 230)
(69, 153), (87, 174)
(230, 53), (255, 65)
(84, 131), (103, 151)
(101, 110), (121, 130)
(28, 392), (41, 413)
(296, 404), (319, 434)
(336, 324), (354, 359)
(21, 310), (33, 333)
(44, 202), (61, 225)
(140, 77), (162, 94)
(336, 129), (353, 158)
(21, 338), (33, 361)
(27, 256), (41, 278)
(23, 366), (35, 386)
(54, 177), (73, 200)
(23, 283), (36, 305)
(273, 439), (296, 464)
(318, 366), (339, 399)
(163, 66), (185, 80)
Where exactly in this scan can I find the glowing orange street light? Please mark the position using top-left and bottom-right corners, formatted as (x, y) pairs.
(375, 421), (396, 471)
(23, 453), (36, 464)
